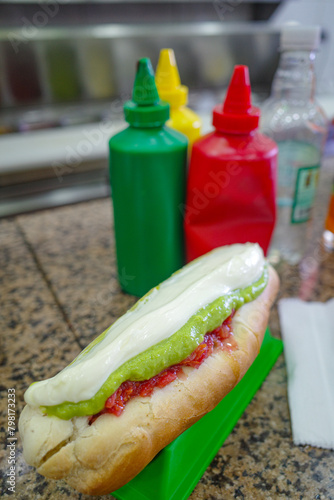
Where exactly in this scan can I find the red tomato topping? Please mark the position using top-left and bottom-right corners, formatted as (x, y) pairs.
(89, 310), (236, 425)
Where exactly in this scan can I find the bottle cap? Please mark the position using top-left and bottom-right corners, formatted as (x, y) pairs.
(124, 58), (170, 127)
(280, 23), (321, 51)
(155, 49), (188, 107)
(212, 65), (260, 134)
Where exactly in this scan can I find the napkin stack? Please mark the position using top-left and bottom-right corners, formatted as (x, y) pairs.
(278, 298), (334, 450)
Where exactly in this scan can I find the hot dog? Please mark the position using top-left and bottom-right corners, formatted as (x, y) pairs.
(19, 243), (279, 495)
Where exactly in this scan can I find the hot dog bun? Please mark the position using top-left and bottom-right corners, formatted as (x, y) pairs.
(19, 265), (279, 495)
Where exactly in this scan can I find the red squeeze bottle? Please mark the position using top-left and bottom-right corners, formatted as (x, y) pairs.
(184, 65), (278, 262)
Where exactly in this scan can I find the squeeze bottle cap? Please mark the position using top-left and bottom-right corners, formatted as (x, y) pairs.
(280, 23), (321, 51)
(212, 65), (260, 134)
(124, 58), (170, 127)
(156, 49), (188, 108)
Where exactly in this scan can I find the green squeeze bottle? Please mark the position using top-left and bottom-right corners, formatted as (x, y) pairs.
(109, 58), (188, 296)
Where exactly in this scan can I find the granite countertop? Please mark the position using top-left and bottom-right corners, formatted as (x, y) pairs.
(1, 199), (334, 500)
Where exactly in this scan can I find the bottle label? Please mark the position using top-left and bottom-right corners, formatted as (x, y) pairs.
(291, 165), (320, 223)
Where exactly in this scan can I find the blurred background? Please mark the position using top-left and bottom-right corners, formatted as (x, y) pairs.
(1, 0), (334, 217)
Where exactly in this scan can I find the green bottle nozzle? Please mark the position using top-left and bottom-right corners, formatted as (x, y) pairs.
(132, 58), (160, 106)
(124, 57), (170, 128)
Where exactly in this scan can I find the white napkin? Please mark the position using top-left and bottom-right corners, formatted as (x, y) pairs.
(278, 298), (334, 450)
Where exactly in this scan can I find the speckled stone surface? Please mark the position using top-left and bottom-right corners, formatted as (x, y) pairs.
(0, 219), (82, 499)
(16, 201), (136, 349)
(1, 199), (334, 500)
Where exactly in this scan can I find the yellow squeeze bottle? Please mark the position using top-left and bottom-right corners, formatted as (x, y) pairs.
(156, 49), (202, 147)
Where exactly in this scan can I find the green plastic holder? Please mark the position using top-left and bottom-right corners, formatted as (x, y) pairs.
(112, 329), (283, 500)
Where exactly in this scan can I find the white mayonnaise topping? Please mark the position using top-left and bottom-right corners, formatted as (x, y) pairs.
(25, 243), (264, 407)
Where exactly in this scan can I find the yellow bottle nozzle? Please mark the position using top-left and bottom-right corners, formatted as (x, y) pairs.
(156, 49), (188, 107)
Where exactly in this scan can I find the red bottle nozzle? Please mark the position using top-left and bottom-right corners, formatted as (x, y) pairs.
(212, 65), (260, 134)
(223, 65), (251, 114)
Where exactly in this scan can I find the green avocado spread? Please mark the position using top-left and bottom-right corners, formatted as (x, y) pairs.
(43, 267), (268, 420)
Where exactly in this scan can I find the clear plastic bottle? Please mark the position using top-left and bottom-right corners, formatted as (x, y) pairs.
(261, 24), (328, 264)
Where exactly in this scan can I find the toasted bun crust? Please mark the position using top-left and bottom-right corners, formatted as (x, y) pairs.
(19, 265), (279, 495)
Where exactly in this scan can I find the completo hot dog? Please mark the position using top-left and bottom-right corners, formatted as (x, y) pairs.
(19, 243), (279, 495)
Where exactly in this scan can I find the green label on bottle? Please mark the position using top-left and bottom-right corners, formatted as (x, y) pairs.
(291, 165), (320, 223)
